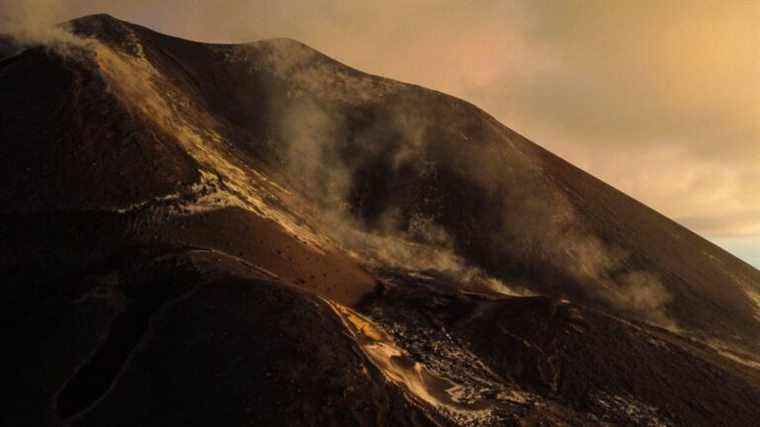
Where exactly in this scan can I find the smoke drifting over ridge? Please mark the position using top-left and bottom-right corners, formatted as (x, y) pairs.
(0, 0), (89, 53)
(236, 40), (676, 327)
(6, 15), (760, 424)
(4, 1), (757, 263)
(2, 11), (676, 328)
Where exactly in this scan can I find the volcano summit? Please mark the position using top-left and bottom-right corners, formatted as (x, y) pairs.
(2, 14), (759, 426)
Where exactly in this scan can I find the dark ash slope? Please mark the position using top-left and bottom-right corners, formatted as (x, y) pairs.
(2, 14), (759, 426)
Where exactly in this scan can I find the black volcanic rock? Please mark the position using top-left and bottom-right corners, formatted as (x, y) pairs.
(2, 14), (760, 426)
(360, 277), (760, 425)
(5, 249), (435, 426)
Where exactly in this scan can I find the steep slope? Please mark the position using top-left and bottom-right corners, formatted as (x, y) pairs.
(58, 13), (760, 349)
(4, 247), (436, 426)
(2, 14), (759, 426)
(360, 273), (760, 426)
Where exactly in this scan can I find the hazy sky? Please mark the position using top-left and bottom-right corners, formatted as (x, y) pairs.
(2, 0), (758, 267)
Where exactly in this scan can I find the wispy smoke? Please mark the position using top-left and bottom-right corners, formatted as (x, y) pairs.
(554, 229), (674, 329)
(231, 56), (526, 294)
(237, 40), (676, 328)
(0, 0), (90, 54)
(0, 6), (675, 329)
(480, 170), (675, 328)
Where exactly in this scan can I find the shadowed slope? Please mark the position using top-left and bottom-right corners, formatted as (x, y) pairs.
(2, 14), (759, 426)
(52, 14), (760, 349)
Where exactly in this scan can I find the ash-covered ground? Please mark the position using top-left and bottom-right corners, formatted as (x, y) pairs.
(2, 14), (759, 426)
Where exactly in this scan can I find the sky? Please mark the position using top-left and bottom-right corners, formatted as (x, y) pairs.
(2, 0), (758, 267)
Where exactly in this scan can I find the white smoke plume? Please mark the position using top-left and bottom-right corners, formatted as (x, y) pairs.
(253, 47), (677, 328)
(0, 0), (90, 54)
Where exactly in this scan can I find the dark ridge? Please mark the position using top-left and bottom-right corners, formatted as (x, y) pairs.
(56, 275), (198, 420)
(64, 13), (124, 33)
(362, 273), (760, 425)
(3, 14), (760, 425)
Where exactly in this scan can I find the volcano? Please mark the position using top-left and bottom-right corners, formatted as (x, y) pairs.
(2, 14), (759, 426)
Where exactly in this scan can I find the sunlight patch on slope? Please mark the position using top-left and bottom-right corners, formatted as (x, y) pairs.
(89, 33), (331, 253)
(708, 340), (760, 371)
(113, 192), (183, 214)
(484, 278), (537, 297)
(718, 349), (760, 371)
(324, 299), (498, 426)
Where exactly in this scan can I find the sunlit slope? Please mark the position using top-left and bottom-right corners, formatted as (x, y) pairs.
(49, 14), (760, 348)
(2, 14), (760, 426)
